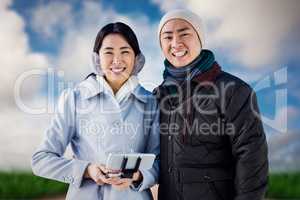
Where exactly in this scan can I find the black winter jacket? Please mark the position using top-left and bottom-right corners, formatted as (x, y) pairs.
(154, 63), (268, 200)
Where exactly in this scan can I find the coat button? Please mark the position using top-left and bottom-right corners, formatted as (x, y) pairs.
(168, 135), (172, 141)
(204, 175), (211, 180)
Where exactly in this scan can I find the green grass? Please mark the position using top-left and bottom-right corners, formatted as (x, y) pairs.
(0, 171), (67, 199)
(266, 171), (300, 199)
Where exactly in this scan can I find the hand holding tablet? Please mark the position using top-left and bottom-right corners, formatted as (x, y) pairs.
(105, 153), (156, 178)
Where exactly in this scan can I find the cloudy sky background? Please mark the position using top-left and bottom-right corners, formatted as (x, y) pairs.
(0, 0), (299, 171)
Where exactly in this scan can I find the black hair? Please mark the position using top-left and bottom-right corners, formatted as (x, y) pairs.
(93, 22), (141, 56)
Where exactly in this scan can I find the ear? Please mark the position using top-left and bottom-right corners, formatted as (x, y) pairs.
(91, 52), (104, 76)
(132, 53), (145, 75)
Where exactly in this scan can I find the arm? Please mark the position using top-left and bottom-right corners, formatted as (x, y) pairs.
(132, 98), (160, 192)
(227, 84), (268, 200)
(31, 89), (90, 188)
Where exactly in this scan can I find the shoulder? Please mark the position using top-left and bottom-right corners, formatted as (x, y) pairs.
(134, 85), (158, 113)
(216, 71), (254, 95)
(73, 75), (101, 100)
(135, 85), (157, 104)
(136, 84), (152, 96)
(55, 76), (96, 105)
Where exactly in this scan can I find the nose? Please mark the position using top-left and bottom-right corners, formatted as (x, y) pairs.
(112, 54), (122, 65)
(171, 35), (182, 49)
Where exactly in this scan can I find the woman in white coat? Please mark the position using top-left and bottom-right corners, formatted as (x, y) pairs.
(31, 22), (159, 200)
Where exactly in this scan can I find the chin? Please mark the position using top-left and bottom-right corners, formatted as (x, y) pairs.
(106, 77), (127, 86)
(168, 57), (191, 68)
(172, 60), (190, 68)
(112, 73), (130, 81)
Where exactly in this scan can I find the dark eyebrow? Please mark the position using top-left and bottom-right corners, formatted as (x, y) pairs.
(103, 47), (113, 50)
(177, 27), (190, 33)
(120, 46), (131, 50)
(162, 31), (173, 35)
(162, 27), (190, 35)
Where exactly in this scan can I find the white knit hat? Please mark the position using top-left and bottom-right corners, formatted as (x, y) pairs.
(158, 9), (205, 48)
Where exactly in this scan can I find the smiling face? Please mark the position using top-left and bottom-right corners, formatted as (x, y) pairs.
(99, 33), (135, 90)
(160, 19), (202, 68)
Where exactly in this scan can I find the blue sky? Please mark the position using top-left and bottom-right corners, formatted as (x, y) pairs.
(11, 0), (163, 55)
(0, 0), (299, 171)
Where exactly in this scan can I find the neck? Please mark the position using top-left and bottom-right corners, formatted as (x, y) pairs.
(105, 77), (125, 94)
(163, 49), (215, 82)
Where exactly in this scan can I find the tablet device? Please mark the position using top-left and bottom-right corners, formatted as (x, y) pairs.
(105, 153), (156, 171)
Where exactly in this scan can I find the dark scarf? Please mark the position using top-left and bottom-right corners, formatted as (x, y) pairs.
(163, 49), (215, 85)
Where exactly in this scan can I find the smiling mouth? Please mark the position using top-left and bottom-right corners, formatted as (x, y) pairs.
(110, 67), (126, 74)
(171, 50), (188, 58)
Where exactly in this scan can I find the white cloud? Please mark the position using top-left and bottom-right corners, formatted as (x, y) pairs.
(262, 105), (300, 171)
(0, 94), (74, 170)
(0, 0), (51, 170)
(268, 130), (300, 171)
(282, 106), (300, 129)
(151, 0), (185, 11)
(270, 106), (299, 132)
(0, 0), (49, 106)
(30, 1), (73, 39)
(0, 105), (50, 170)
(155, 0), (300, 69)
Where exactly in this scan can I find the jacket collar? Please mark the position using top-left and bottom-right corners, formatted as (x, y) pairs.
(191, 62), (221, 83)
(131, 85), (150, 104)
(157, 62), (222, 92)
(80, 75), (148, 103)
